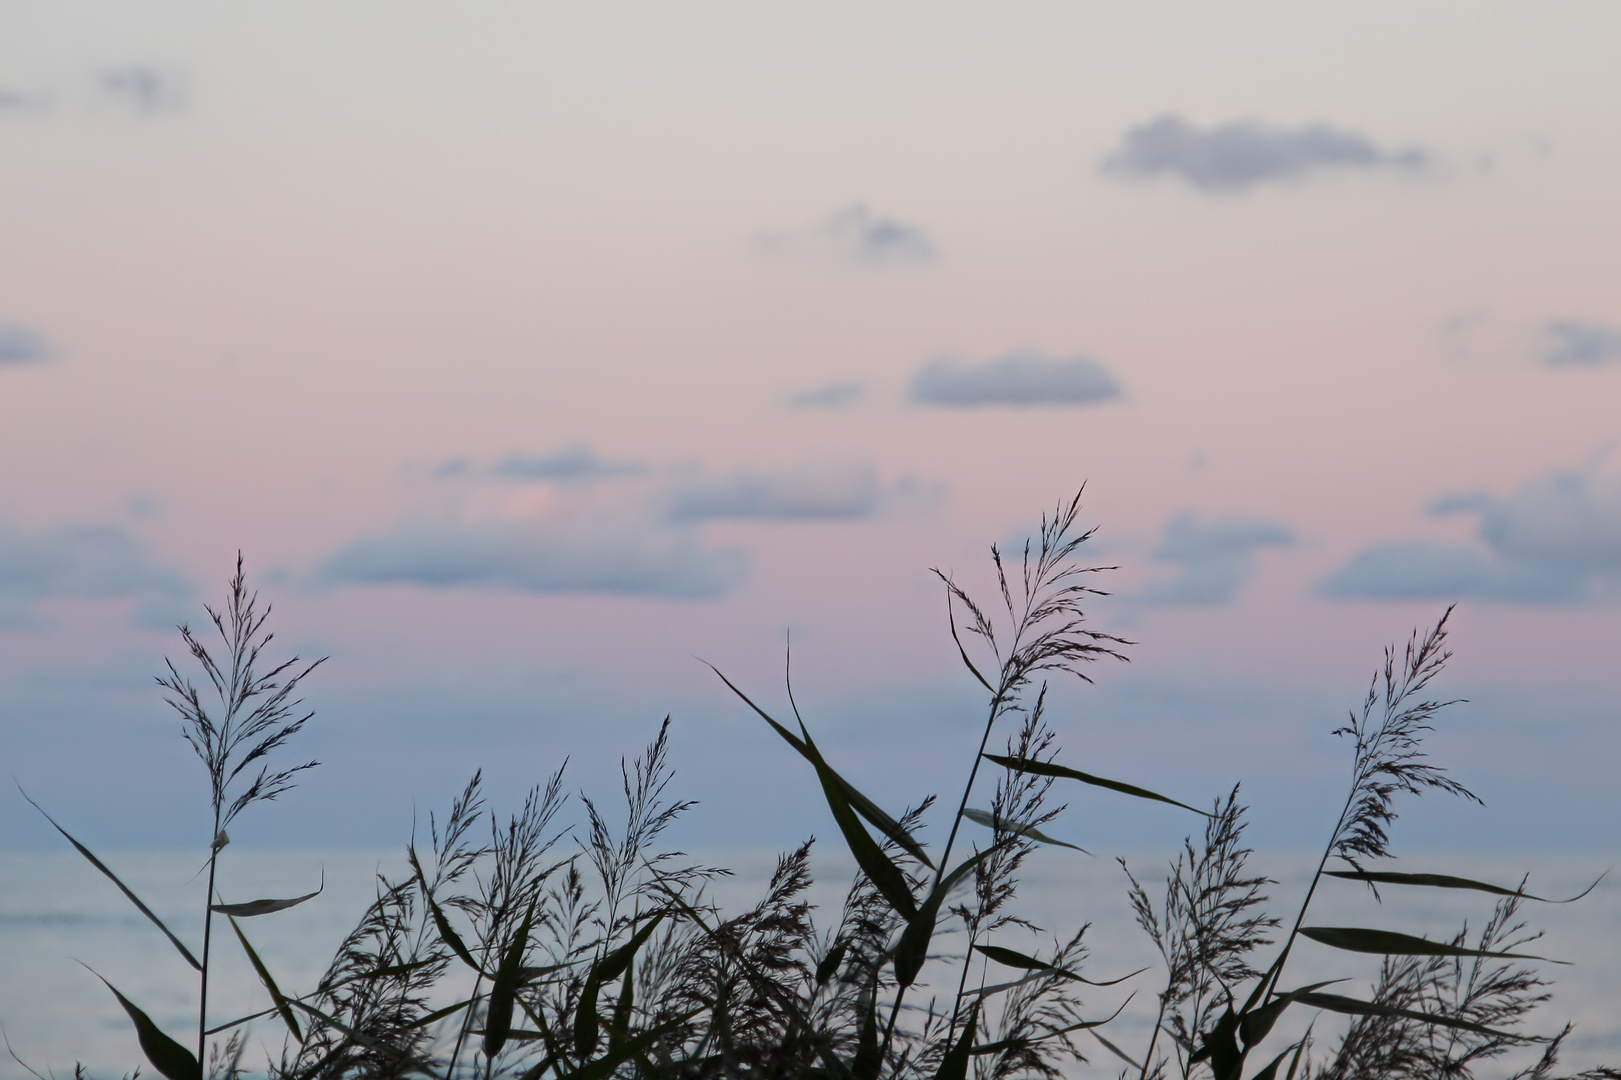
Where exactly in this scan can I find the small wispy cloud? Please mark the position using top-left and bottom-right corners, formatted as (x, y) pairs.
(99, 67), (186, 113)
(1440, 312), (1621, 370)
(489, 446), (646, 482)
(1321, 461), (1621, 604)
(1541, 320), (1621, 368)
(788, 381), (864, 410)
(665, 462), (885, 523)
(0, 518), (189, 628)
(1137, 513), (1295, 605)
(824, 204), (935, 264)
(0, 87), (38, 111)
(322, 515), (745, 600)
(761, 204), (936, 266)
(329, 452), (936, 600)
(910, 352), (1122, 407)
(1102, 115), (1428, 193)
(0, 325), (50, 366)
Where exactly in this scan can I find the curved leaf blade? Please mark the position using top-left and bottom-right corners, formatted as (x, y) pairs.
(210, 872), (323, 917)
(935, 1001), (979, 1080)
(801, 728), (917, 921)
(86, 969), (201, 1080)
(894, 843), (1009, 988)
(1324, 869), (1605, 904)
(24, 789), (202, 971)
(983, 755), (1212, 817)
(704, 662), (934, 869)
(972, 944), (1143, 987)
(484, 898), (537, 1059)
(1293, 992), (1530, 1039)
(1299, 926), (1564, 965)
(228, 917), (302, 1043)
(962, 808), (1090, 854)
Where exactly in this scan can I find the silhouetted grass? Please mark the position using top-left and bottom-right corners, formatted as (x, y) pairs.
(11, 495), (1617, 1080)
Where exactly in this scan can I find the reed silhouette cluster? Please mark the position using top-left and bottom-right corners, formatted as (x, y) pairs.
(13, 494), (1617, 1080)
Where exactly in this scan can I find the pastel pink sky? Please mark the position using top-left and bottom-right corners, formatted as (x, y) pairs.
(2, 3), (1618, 850)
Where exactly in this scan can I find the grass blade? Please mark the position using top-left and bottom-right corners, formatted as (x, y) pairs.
(1299, 926), (1564, 964)
(704, 661), (934, 869)
(971, 944), (1144, 987)
(567, 1012), (697, 1080)
(1248, 1045), (1295, 1080)
(1089, 1030), (1142, 1071)
(983, 755), (1212, 817)
(800, 725), (918, 920)
(22, 788), (202, 972)
(894, 843), (1010, 988)
(1324, 869), (1606, 903)
(962, 808), (1090, 854)
(409, 847), (485, 975)
(292, 1000), (426, 1067)
(1292, 992), (1532, 1040)
(817, 940), (849, 987)
(484, 898), (537, 1060)
(934, 1001), (979, 1080)
(227, 917), (302, 1043)
(84, 968), (201, 1080)
(210, 872), (323, 917)
(1239, 981), (1344, 1048)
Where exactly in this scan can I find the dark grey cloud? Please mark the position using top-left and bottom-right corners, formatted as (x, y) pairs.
(1138, 513), (1294, 605)
(0, 324), (49, 366)
(323, 517), (745, 599)
(824, 204), (935, 264)
(788, 381), (864, 409)
(910, 352), (1121, 407)
(0, 519), (189, 628)
(1102, 115), (1429, 193)
(665, 463), (883, 522)
(490, 445), (646, 482)
(100, 67), (185, 113)
(1541, 320), (1621, 368)
(1322, 465), (1621, 604)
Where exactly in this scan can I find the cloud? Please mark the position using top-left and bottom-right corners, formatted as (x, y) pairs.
(0, 88), (37, 111)
(1541, 320), (1621, 368)
(665, 462), (884, 522)
(489, 445), (646, 482)
(0, 519), (190, 628)
(99, 67), (185, 113)
(788, 382), (864, 409)
(1441, 312), (1621, 369)
(1101, 115), (1428, 193)
(824, 204), (935, 264)
(1321, 463), (1621, 604)
(0, 325), (49, 366)
(760, 204), (935, 266)
(1138, 513), (1295, 604)
(910, 352), (1121, 407)
(323, 515), (745, 599)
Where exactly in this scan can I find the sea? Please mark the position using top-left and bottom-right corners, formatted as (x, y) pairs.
(3, 848), (1617, 1078)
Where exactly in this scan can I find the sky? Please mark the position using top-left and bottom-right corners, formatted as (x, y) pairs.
(2, 2), (1619, 860)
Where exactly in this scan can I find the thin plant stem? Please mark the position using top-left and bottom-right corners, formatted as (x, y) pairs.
(199, 843), (219, 1067)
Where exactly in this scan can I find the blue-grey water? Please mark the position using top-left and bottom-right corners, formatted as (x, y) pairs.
(3, 849), (1617, 1077)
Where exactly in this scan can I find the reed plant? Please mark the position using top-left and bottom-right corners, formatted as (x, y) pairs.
(11, 495), (1617, 1080)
